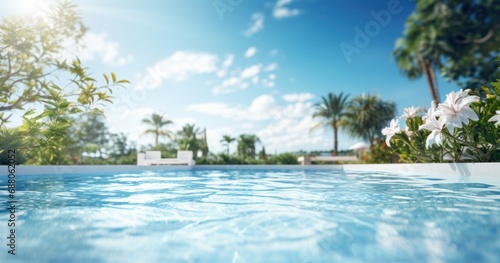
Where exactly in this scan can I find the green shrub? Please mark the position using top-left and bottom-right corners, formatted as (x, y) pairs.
(0, 128), (27, 165)
(268, 153), (299, 165)
(366, 139), (397, 164)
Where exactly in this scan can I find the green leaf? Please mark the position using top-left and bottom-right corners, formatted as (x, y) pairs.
(69, 108), (83, 114)
(111, 72), (117, 83)
(103, 74), (109, 85)
(23, 109), (36, 117)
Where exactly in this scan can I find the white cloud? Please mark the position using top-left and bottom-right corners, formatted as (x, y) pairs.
(212, 76), (249, 94)
(262, 78), (275, 88)
(245, 47), (257, 58)
(217, 54), (235, 77)
(187, 95), (277, 121)
(241, 123), (254, 129)
(264, 63), (278, 72)
(188, 93), (329, 152)
(257, 114), (329, 152)
(243, 13), (265, 37)
(213, 62), (277, 94)
(269, 49), (279, 56)
(137, 51), (218, 89)
(61, 31), (133, 67)
(240, 64), (262, 79)
(282, 93), (314, 102)
(249, 95), (276, 113)
(187, 94), (355, 152)
(274, 0), (300, 19)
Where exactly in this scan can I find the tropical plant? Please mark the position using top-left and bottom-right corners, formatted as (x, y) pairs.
(0, 0), (87, 119)
(176, 123), (201, 157)
(0, 128), (26, 164)
(366, 139), (396, 164)
(383, 87), (500, 163)
(268, 153), (298, 165)
(393, 0), (500, 106)
(344, 94), (396, 147)
(199, 128), (209, 158)
(74, 113), (109, 158)
(258, 146), (267, 160)
(311, 92), (350, 155)
(107, 133), (137, 164)
(237, 134), (260, 159)
(220, 135), (236, 155)
(386, 57), (500, 163)
(142, 113), (174, 147)
(0, 1), (128, 164)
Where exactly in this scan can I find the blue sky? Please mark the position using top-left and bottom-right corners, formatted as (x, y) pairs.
(1, 0), (460, 154)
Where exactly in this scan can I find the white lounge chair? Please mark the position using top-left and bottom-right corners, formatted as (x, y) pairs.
(137, 151), (195, 166)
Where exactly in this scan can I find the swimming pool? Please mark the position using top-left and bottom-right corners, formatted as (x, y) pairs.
(1, 169), (500, 263)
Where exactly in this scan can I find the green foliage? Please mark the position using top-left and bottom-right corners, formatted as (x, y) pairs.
(258, 146), (267, 160)
(311, 92), (350, 155)
(17, 65), (127, 164)
(142, 113), (174, 147)
(365, 139), (396, 164)
(74, 113), (109, 158)
(344, 94), (396, 146)
(386, 85), (500, 163)
(0, 128), (26, 164)
(268, 153), (299, 165)
(394, 0), (500, 103)
(176, 124), (208, 158)
(107, 133), (137, 164)
(0, 1), (129, 164)
(196, 153), (249, 165)
(237, 134), (260, 159)
(220, 135), (236, 155)
(196, 153), (299, 165)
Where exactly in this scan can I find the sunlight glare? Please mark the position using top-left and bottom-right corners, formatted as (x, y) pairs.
(13, 0), (50, 17)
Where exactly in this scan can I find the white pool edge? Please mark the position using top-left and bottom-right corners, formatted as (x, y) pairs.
(342, 163), (499, 177)
(1, 163), (498, 176)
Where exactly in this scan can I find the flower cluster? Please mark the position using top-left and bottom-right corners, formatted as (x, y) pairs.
(382, 88), (500, 163)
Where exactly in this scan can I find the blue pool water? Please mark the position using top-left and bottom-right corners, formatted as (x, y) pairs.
(1, 169), (500, 263)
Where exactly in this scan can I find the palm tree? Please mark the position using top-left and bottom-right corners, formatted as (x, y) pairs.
(237, 134), (260, 159)
(393, 36), (441, 108)
(393, 1), (500, 107)
(142, 113), (174, 147)
(220, 135), (235, 155)
(311, 92), (349, 155)
(176, 124), (201, 156)
(344, 94), (396, 147)
(199, 128), (209, 158)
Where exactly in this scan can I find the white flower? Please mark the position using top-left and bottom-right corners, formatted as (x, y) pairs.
(381, 119), (400, 147)
(402, 106), (420, 119)
(422, 102), (437, 122)
(489, 111), (500, 126)
(435, 89), (479, 133)
(403, 127), (413, 138)
(419, 116), (445, 148)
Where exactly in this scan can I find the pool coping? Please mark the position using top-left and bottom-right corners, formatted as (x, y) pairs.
(1, 163), (498, 176)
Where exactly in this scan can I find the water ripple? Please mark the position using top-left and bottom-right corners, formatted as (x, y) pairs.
(0, 170), (499, 263)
